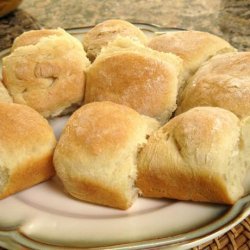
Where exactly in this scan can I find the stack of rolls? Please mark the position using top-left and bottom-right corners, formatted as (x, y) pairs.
(0, 19), (249, 210)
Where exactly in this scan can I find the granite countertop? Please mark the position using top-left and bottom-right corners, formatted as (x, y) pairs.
(0, 0), (249, 51)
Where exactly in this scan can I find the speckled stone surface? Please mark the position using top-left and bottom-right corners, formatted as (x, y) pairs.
(0, 9), (41, 51)
(0, 0), (249, 51)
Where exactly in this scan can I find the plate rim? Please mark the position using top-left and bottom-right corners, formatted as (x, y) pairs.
(0, 195), (249, 250)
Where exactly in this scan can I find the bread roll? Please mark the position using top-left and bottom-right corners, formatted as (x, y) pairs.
(0, 81), (12, 103)
(137, 107), (248, 204)
(2, 28), (90, 118)
(0, 103), (56, 199)
(83, 19), (147, 61)
(176, 52), (250, 118)
(149, 31), (236, 82)
(85, 37), (183, 124)
(54, 101), (160, 209)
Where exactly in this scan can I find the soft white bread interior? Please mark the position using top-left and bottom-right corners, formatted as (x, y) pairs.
(2, 28), (90, 118)
(137, 107), (248, 204)
(176, 52), (250, 118)
(0, 103), (56, 199)
(83, 19), (147, 61)
(0, 81), (12, 103)
(149, 30), (236, 83)
(53, 101), (160, 210)
(85, 37), (183, 124)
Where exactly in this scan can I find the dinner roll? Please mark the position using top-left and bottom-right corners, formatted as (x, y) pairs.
(85, 37), (183, 124)
(83, 19), (147, 61)
(149, 31), (236, 82)
(0, 81), (12, 103)
(0, 103), (56, 199)
(137, 107), (248, 204)
(176, 52), (250, 118)
(2, 29), (90, 118)
(54, 101), (160, 209)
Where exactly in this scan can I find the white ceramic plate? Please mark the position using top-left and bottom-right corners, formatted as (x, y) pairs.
(0, 24), (249, 250)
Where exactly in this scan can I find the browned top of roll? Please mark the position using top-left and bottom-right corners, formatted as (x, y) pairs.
(176, 52), (250, 118)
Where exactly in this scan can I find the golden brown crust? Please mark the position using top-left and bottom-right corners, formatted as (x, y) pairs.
(3, 29), (90, 118)
(0, 103), (55, 148)
(54, 101), (160, 209)
(86, 53), (177, 121)
(85, 38), (183, 123)
(83, 19), (147, 61)
(176, 52), (250, 118)
(138, 168), (235, 204)
(137, 107), (245, 204)
(0, 153), (55, 199)
(61, 101), (144, 156)
(64, 176), (132, 210)
(149, 31), (236, 80)
(0, 103), (56, 199)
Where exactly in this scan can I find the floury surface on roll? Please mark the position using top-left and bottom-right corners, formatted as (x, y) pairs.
(85, 37), (183, 124)
(2, 28), (90, 118)
(0, 81), (12, 103)
(11, 28), (68, 52)
(0, 103), (56, 199)
(176, 52), (250, 118)
(137, 107), (249, 204)
(53, 101), (160, 210)
(149, 30), (235, 83)
(83, 19), (147, 61)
